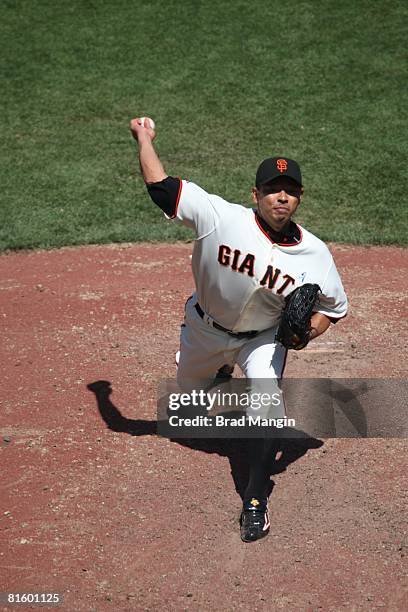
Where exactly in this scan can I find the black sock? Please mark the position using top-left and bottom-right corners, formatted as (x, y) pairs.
(243, 438), (278, 502)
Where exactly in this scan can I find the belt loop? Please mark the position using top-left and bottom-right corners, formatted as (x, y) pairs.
(204, 314), (213, 327)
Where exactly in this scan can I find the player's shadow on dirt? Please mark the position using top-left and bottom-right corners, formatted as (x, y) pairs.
(87, 379), (323, 501)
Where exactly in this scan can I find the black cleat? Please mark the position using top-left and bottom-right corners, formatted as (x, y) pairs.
(240, 498), (270, 542)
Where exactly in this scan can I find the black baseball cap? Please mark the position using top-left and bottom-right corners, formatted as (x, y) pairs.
(255, 157), (302, 188)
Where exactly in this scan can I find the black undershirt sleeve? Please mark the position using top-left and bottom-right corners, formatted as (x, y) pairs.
(146, 176), (181, 218)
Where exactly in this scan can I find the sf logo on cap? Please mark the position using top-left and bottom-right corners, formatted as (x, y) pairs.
(277, 159), (288, 173)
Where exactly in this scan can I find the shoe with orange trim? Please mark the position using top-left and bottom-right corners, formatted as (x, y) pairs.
(240, 497), (270, 542)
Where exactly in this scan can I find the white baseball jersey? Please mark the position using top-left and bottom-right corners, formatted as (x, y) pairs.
(166, 180), (348, 333)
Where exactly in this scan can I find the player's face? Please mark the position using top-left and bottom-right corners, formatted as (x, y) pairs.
(252, 177), (302, 230)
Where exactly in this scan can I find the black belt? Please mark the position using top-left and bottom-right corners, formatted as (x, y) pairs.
(195, 303), (259, 339)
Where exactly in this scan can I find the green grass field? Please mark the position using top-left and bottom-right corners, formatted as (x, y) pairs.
(1, 0), (407, 250)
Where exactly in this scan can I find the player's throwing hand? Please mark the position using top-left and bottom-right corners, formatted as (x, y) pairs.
(130, 117), (156, 142)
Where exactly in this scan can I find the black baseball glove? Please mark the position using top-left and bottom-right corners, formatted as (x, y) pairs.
(275, 283), (321, 350)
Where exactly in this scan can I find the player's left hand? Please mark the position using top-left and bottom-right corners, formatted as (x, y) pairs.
(275, 283), (321, 350)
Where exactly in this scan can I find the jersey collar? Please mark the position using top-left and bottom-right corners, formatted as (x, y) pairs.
(254, 210), (302, 246)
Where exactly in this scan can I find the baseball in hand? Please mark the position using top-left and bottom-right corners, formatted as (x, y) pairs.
(139, 116), (155, 130)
